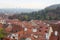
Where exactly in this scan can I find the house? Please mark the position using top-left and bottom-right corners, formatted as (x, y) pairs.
(18, 20), (51, 40)
(8, 33), (18, 40)
(49, 21), (60, 40)
(1, 19), (54, 40)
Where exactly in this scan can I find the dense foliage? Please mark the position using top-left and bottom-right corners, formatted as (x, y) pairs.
(0, 28), (7, 39)
(8, 7), (60, 21)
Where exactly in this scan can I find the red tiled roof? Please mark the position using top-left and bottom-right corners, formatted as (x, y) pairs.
(0, 23), (3, 28)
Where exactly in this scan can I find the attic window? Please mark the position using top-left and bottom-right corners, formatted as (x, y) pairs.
(47, 24), (50, 27)
(40, 27), (42, 28)
(32, 28), (37, 32)
(33, 35), (38, 39)
(24, 27), (28, 31)
(54, 31), (58, 36)
(44, 23), (46, 24)
(45, 33), (49, 40)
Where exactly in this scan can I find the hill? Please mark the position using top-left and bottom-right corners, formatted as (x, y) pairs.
(6, 4), (60, 21)
(45, 4), (60, 10)
(0, 8), (38, 14)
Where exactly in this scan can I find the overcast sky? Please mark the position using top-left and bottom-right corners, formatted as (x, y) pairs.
(0, 0), (60, 9)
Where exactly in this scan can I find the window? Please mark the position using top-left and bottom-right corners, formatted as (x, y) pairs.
(45, 33), (49, 40)
(24, 27), (28, 31)
(40, 27), (42, 28)
(32, 28), (37, 32)
(54, 31), (58, 36)
(45, 31), (48, 33)
(47, 24), (50, 27)
(33, 35), (38, 39)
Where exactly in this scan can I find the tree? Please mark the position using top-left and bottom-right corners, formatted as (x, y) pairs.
(24, 15), (29, 21)
(0, 28), (6, 40)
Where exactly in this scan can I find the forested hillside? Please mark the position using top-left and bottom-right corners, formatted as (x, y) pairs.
(8, 4), (60, 21)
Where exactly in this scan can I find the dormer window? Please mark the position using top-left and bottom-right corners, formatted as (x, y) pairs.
(8, 23), (11, 25)
(32, 28), (37, 32)
(47, 24), (50, 27)
(45, 33), (49, 40)
(33, 35), (38, 39)
(24, 27), (28, 31)
(54, 31), (58, 36)
(40, 27), (42, 28)
(44, 23), (46, 24)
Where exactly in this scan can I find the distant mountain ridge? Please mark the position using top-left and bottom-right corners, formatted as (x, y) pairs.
(8, 4), (60, 20)
(45, 4), (60, 9)
(0, 4), (60, 20)
(0, 4), (60, 14)
(0, 8), (39, 13)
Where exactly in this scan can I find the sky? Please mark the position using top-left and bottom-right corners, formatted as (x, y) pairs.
(0, 0), (60, 9)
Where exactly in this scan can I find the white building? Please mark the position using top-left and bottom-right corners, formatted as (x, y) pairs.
(8, 33), (18, 40)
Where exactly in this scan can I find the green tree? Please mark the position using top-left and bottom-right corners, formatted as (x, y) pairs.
(24, 15), (29, 21)
(0, 28), (6, 39)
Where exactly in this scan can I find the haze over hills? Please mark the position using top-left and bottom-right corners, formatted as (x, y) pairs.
(0, 4), (60, 14)
(0, 4), (60, 21)
(7, 4), (60, 21)
(0, 8), (39, 14)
